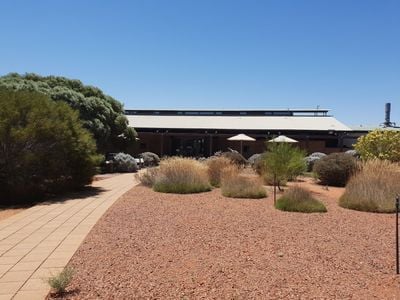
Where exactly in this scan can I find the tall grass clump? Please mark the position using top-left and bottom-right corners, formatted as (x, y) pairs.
(275, 186), (327, 213)
(339, 160), (400, 213)
(136, 167), (158, 187)
(153, 157), (211, 194)
(221, 166), (266, 199)
(206, 156), (232, 187)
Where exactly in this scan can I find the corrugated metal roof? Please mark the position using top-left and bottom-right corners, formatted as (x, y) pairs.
(126, 115), (351, 131)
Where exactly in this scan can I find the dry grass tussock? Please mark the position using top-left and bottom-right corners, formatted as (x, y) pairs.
(339, 160), (400, 213)
(221, 166), (266, 199)
(153, 157), (211, 194)
(136, 167), (158, 187)
(276, 185), (327, 213)
(206, 156), (233, 187)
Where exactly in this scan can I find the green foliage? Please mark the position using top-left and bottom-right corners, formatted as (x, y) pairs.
(0, 88), (101, 203)
(275, 186), (327, 213)
(313, 153), (358, 187)
(354, 129), (400, 162)
(0, 73), (137, 153)
(262, 142), (307, 186)
(47, 267), (74, 294)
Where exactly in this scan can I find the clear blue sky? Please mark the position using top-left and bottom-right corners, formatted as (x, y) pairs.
(1, 0), (399, 126)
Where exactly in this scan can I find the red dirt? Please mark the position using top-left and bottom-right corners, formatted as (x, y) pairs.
(61, 180), (400, 299)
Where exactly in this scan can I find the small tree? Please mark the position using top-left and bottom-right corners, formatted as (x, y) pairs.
(262, 142), (306, 201)
(0, 88), (102, 203)
(354, 129), (400, 162)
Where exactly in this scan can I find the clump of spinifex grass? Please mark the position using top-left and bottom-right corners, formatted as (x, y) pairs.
(275, 186), (327, 213)
(339, 159), (400, 213)
(153, 157), (211, 194)
(136, 167), (158, 187)
(221, 166), (266, 199)
(206, 156), (232, 187)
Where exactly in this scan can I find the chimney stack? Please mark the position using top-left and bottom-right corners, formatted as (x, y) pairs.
(384, 102), (391, 127)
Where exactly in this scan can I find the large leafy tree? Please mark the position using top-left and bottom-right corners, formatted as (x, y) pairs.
(0, 88), (102, 203)
(354, 129), (400, 162)
(0, 73), (136, 153)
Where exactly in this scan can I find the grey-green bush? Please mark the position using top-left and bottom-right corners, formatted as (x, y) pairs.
(139, 152), (160, 167)
(113, 153), (138, 172)
(313, 153), (358, 187)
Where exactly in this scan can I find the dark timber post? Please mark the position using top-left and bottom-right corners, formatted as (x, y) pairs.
(396, 196), (399, 275)
(273, 174), (277, 205)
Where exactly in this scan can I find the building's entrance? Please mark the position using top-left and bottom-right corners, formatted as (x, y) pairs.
(171, 136), (208, 157)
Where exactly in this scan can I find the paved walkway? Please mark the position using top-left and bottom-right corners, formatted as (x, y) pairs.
(0, 173), (137, 300)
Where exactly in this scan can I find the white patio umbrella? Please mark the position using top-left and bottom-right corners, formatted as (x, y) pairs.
(227, 134), (256, 155)
(267, 135), (298, 143)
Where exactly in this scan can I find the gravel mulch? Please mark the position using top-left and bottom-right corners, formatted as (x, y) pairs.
(60, 181), (400, 299)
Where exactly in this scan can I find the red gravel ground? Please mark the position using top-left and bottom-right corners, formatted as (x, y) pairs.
(60, 180), (400, 299)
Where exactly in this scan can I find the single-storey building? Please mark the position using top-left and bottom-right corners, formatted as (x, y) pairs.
(125, 108), (356, 158)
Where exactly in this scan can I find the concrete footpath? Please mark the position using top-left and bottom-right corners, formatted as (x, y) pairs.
(0, 174), (137, 300)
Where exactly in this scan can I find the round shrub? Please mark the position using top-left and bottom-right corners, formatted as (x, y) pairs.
(304, 152), (326, 172)
(113, 153), (138, 172)
(310, 152), (327, 159)
(153, 157), (211, 194)
(0, 88), (101, 203)
(275, 186), (327, 213)
(248, 153), (262, 166)
(139, 152), (160, 167)
(313, 153), (358, 187)
(345, 149), (359, 158)
(339, 160), (400, 213)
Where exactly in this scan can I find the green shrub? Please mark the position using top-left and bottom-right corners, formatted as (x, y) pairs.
(139, 152), (160, 166)
(354, 129), (400, 162)
(153, 157), (211, 194)
(221, 166), (266, 199)
(113, 152), (138, 172)
(263, 143), (307, 187)
(275, 186), (327, 213)
(136, 167), (158, 187)
(0, 88), (101, 203)
(339, 160), (400, 213)
(0, 73), (137, 153)
(206, 156), (232, 187)
(47, 266), (74, 295)
(313, 153), (358, 187)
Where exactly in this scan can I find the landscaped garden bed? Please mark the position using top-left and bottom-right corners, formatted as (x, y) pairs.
(57, 178), (399, 299)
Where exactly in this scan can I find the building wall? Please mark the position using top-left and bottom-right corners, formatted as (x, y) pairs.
(135, 131), (345, 158)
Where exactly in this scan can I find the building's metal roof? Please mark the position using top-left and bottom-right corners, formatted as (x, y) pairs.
(126, 114), (351, 131)
(350, 125), (400, 132)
